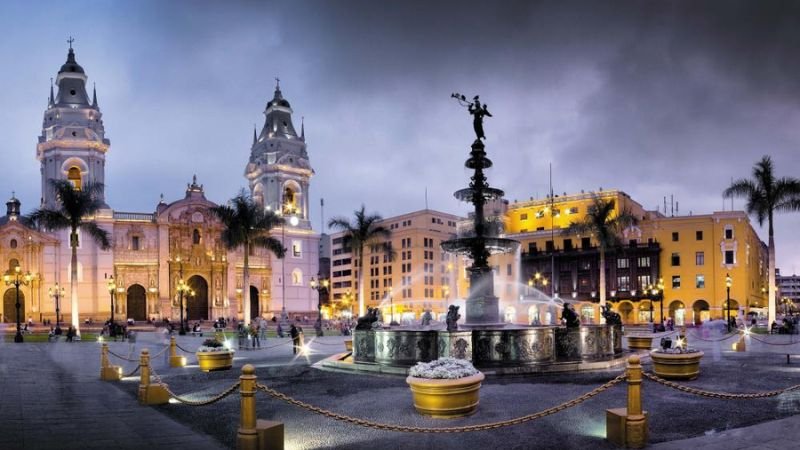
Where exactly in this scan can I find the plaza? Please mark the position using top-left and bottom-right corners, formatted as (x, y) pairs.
(3, 327), (800, 449)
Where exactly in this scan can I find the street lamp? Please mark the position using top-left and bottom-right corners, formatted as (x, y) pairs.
(655, 277), (664, 324)
(49, 283), (65, 334)
(4, 266), (32, 343)
(726, 273), (733, 333)
(107, 275), (116, 325)
(280, 214), (299, 328)
(310, 274), (329, 337)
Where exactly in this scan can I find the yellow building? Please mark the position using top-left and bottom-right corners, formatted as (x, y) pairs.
(328, 209), (467, 322)
(496, 190), (768, 326)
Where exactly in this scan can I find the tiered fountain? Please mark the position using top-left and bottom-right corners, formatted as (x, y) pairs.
(344, 94), (624, 374)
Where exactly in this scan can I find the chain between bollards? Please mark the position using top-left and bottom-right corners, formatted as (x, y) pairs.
(642, 371), (800, 399)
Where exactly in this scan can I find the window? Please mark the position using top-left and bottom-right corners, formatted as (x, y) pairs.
(672, 276), (681, 289)
(131, 236), (140, 251)
(9, 239), (17, 249)
(637, 275), (651, 289)
(67, 166), (82, 190)
(617, 275), (630, 291)
(528, 242), (538, 253)
(696, 275), (705, 289)
(545, 240), (554, 252)
(563, 239), (573, 251)
(582, 237), (591, 249)
(671, 253), (680, 266)
(725, 226), (734, 240)
(638, 256), (650, 268)
(617, 258), (629, 269)
(695, 252), (704, 266)
(520, 213), (528, 220)
(292, 241), (302, 257)
(725, 250), (735, 265)
(696, 230), (703, 241)
(506, 264), (512, 276)
(568, 207), (579, 215)
(192, 229), (201, 245)
(536, 209), (545, 219)
(672, 232), (679, 242)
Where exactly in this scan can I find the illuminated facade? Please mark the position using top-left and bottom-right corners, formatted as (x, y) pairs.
(328, 210), (467, 321)
(0, 46), (320, 325)
(496, 189), (769, 326)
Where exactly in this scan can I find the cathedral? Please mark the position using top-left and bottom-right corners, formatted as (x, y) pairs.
(0, 45), (320, 328)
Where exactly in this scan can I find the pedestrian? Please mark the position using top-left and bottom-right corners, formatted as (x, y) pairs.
(290, 324), (300, 354)
(277, 322), (284, 338)
(66, 325), (75, 342)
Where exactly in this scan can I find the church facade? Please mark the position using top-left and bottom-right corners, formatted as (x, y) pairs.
(0, 46), (319, 326)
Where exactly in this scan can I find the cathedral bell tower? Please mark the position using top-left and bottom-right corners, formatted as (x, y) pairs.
(245, 81), (313, 229)
(37, 41), (110, 209)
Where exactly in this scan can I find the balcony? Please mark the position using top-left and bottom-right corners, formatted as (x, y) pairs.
(521, 242), (660, 260)
(113, 211), (155, 222)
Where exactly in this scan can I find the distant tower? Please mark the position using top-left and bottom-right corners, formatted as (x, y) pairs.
(37, 41), (110, 208)
(245, 81), (313, 229)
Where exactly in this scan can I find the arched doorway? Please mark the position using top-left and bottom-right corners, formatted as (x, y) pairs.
(504, 306), (516, 323)
(693, 299), (710, 325)
(3, 288), (24, 324)
(250, 286), (259, 320)
(126, 284), (147, 321)
(528, 305), (540, 325)
(638, 301), (653, 323)
(669, 300), (686, 326)
(618, 302), (634, 324)
(187, 276), (209, 321)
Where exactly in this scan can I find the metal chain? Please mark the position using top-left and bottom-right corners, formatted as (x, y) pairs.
(147, 360), (240, 406)
(107, 349), (139, 362)
(151, 346), (170, 358)
(255, 374), (626, 433)
(241, 340), (293, 351)
(123, 364), (141, 377)
(642, 371), (800, 399)
(175, 343), (196, 354)
(685, 330), (739, 342)
(747, 333), (799, 346)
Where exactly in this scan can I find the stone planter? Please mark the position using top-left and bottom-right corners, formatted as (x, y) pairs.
(650, 350), (704, 380)
(196, 351), (234, 372)
(627, 336), (654, 350)
(406, 372), (485, 418)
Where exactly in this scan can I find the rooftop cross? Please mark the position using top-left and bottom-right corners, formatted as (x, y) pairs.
(275, 76), (280, 89)
(67, 36), (75, 49)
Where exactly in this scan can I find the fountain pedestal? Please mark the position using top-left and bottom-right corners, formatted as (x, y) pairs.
(465, 266), (501, 325)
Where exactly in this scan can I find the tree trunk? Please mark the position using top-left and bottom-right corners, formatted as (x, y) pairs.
(70, 229), (80, 337)
(599, 247), (606, 323)
(243, 244), (251, 326)
(357, 246), (365, 317)
(768, 232), (776, 328)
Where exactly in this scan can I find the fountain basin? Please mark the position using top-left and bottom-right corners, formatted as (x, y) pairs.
(472, 326), (556, 366)
(556, 325), (621, 361)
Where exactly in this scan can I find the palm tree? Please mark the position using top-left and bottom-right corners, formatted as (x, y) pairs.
(328, 205), (392, 317)
(724, 156), (800, 327)
(564, 196), (636, 311)
(28, 180), (111, 337)
(211, 190), (285, 325)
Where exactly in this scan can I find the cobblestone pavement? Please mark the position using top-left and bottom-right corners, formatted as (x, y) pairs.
(3, 329), (800, 449)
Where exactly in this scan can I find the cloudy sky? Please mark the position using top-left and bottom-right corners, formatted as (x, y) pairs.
(2, 1), (800, 272)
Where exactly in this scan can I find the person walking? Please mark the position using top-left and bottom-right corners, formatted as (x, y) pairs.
(290, 323), (300, 355)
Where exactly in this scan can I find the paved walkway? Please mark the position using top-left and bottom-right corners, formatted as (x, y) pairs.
(650, 414), (800, 449)
(0, 335), (226, 450)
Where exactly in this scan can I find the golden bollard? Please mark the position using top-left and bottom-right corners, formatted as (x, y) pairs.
(625, 355), (648, 448)
(169, 336), (186, 367)
(100, 343), (122, 381)
(236, 365), (285, 450)
(606, 355), (648, 448)
(138, 349), (169, 405)
(237, 364), (259, 450)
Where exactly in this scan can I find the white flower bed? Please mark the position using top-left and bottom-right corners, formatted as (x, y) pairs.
(408, 357), (479, 379)
(196, 346), (234, 353)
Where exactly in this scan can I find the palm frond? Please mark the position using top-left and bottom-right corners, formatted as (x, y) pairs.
(26, 208), (70, 231)
(252, 236), (286, 259)
(80, 221), (111, 250)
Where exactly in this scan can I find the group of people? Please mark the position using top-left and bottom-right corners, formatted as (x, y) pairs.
(47, 324), (76, 341)
(771, 315), (798, 334)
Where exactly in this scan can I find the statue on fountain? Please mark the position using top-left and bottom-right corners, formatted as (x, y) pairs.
(561, 303), (580, 328)
(446, 305), (461, 331)
(421, 310), (433, 327)
(601, 305), (622, 326)
(452, 93), (492, 141)
(355, 307), (379, 331)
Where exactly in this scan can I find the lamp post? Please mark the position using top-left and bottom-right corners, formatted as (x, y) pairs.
(726, 273), (733, 333)
(655, 277), (664, 324)
(280, 214), (299, 328)
(177, 278), (190, 335)
(4, 266), (32, 343)
(49, 283), (65, 334)
(310, 274), (329, 336)
(106, 275), (116, 325)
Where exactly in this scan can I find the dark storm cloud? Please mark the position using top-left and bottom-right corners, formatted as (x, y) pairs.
(2, 0), (800, 270)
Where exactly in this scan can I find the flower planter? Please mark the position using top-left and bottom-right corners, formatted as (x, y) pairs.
(196, 351), (234, 372)
(344, 339), (353, 352)
(650, 350), (704, 380)
(406, 372), (485, 418)
(627, 336), (653, 350)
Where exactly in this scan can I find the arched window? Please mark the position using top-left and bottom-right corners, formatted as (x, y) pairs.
(8, 258), (20, 272)
(291, 268), (303, 286)
(283, 186), (297, 214)
(67, 166), (82, 190)
(192, 229), (201, 245)
(9, 239), (17, 249)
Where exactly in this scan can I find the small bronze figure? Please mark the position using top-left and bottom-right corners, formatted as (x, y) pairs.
(446, 305), (461, 331)
(561, 303), (580, 328)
